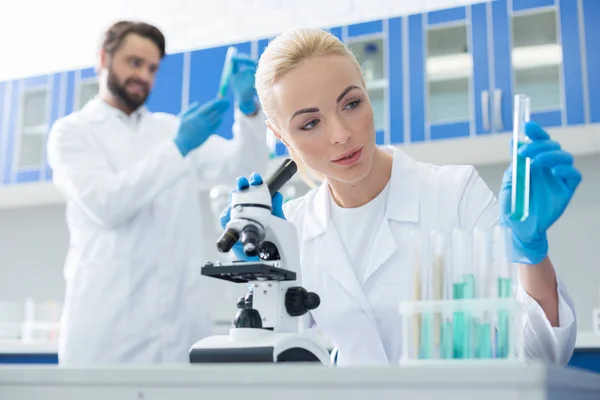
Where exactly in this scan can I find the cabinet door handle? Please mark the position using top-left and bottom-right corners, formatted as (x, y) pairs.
(481, 90), (490, 132)
(494, 88), (503, 131)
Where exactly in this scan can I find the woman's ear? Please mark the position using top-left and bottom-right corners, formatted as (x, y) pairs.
(267, 120), (289, 147)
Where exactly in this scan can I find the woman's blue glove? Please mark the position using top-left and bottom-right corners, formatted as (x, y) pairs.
(229, 54), (258, 116)
(174, 98), (230, 156)
(219, 172), (286, 260)
(499, 121), (582, 264)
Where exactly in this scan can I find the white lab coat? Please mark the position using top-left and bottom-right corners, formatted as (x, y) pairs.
(46, 97), (269, 364)
(283, 146), (576, 367)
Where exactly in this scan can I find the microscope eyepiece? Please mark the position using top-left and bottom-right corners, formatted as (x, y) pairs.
(216, 228), (240, 253)
(266, 158), (298, 196)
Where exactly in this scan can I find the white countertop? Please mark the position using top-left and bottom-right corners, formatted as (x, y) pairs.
(0, 340), (58, 354)
(0, 362), (599, 400)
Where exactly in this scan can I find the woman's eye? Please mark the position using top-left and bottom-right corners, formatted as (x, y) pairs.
(345, 99), (362, 110)
(300, 119), (320, 131)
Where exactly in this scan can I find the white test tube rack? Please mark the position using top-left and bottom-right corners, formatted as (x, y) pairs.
(398, 297), (526, 366)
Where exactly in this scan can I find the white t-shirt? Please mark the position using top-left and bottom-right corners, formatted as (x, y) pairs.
(328, 181), (391, 284)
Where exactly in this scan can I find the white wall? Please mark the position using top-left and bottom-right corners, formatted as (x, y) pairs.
(475, 154), (600, 332)
(0, 153), (598, 331)
(0, 0), (488, 81)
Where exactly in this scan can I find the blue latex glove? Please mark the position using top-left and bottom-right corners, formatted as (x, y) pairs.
(219, 172), (286, 260)
(229, 54), (258, 116)
(499, 121), (582, 264)
(174, 98), (230, 157)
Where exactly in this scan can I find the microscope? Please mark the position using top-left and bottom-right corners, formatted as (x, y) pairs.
(189, 159), (330, 364)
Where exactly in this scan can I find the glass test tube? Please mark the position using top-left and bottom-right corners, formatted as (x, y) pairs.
(451, 229), (475, 359)
(430, 231), (449, 360)
(408, 230), (423, 360)
(217, 46), (238, 98)
(418, 231), (433, 359)
(511, 94), (531, 222)
(473, 228), (493, 359)
(493, 225), (514, 358)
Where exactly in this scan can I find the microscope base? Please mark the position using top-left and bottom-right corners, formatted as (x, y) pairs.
(189, 328), (330, 365)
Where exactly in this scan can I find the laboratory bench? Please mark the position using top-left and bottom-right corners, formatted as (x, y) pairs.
(2, 333), (600, 374)
(0, 362), (599, 399)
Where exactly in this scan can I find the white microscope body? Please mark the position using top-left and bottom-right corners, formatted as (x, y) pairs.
(189, 160), (330, 364)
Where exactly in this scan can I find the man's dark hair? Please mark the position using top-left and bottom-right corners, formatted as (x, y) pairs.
(102, 20), (166, 58)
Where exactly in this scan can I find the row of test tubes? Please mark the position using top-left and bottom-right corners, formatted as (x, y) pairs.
(404, 225), (521, 362)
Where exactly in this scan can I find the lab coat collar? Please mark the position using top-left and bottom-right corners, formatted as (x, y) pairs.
(79, 96), (148, 124)
(303, 146), (420, 242)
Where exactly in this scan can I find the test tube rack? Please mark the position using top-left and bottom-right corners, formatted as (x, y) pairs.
(398, 297), (525, 366)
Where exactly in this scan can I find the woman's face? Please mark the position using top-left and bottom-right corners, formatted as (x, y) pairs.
(269, 54), (376, 184)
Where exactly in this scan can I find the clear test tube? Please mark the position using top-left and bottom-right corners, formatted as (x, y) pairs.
(217, 46), (238, 98)
(493, 225), (515, 358)
(473, 227), (493, 359)
(428, 230), (447, 360)
(511, 94), (531, 222)
(408, 230), (423, 360)
(417, 231), (436, 359)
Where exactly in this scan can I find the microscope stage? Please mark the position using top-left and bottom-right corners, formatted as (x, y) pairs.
(201, 260), (297, 283)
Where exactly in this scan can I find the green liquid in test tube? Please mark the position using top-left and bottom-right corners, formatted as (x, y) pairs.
(510, 94), (531, 222)
(472, 228), (493, 359)
(493, 226), (514, 359)
(451, 229), (476, 359)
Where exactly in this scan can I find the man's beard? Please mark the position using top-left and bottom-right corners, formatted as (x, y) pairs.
(106, 67), (150, 112)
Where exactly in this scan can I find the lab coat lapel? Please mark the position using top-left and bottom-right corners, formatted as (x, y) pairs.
(363, 147), (420, 283)
(362, 218), (398, 283)
(303, 184), (377, 322)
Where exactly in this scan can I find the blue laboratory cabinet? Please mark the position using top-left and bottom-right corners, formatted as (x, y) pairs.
(0, 0), (597, 187)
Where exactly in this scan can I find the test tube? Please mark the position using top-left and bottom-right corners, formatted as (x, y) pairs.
(451, 229), (475, 359)
(217, 46), (238, 98)
(409, 230), (422, 360)
(430, 231), (448, 360)
(493, 225), (514, 358)
(510, 94), (531, 222)
(473, 228), (493, 359)
(418, 231), (434, 360)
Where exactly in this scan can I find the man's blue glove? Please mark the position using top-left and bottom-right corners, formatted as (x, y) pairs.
(219, 172), (286, 260)
(499, 121), (582, 264)
(174, 98), (230, 157)
(229, 54), (259, 116)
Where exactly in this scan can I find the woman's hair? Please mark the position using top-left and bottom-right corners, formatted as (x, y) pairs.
(255, 28), (365, 188)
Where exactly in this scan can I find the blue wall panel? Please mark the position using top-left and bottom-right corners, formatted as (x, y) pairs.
(80, 68), (96, 80)
(388, 17), (404, 144)
(472, 3), (492, 135)
(3, 81), (20, 184)
(427, 7), (466, 25)
(512, 0), (555, 12)
(15, 170), (41, 183)
(560, 0), (585, 126)
(408, 14), (425, 143)
(348, 20), (383, 37)
(530, 110), (562, 128)
(65, 71), (76, 115)
(328, 27), (343, 41)
(44, 73), (63, 180)
(146, 52), (184, 115)
(189, 42), (252, 140)
(430, 121), (470, 140)
(582, 0), (600, 123)
(491, 0), (513, 133)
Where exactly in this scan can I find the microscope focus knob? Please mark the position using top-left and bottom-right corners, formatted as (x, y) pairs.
(285, 287), (321, 317)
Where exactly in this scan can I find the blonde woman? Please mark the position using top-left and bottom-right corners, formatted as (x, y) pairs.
(220, 28), (581, 366)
